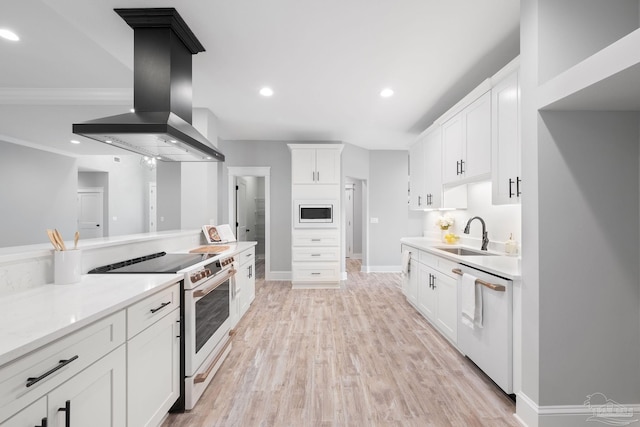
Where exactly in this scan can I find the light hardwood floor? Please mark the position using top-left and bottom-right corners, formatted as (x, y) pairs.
(162, 259), (518, 427)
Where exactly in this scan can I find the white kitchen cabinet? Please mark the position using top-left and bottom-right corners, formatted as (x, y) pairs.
(422, 129), (442, 208)
(442, 91), (492, 185)
(47, 346), (126, 427)
(238, 246), (256, 317)
(491, 69), (521, 205)
(0, 312), (126, 426)
(231, 247), (256, 327)
(417, 263), (436, 321)
(292, 230), (341, 288)
(290, 147), (341, 184)
(0, 398), (46, 427)
(409, 135), (426, 209)
(127, 308), (180, 427)
(401, 246), (458, 344)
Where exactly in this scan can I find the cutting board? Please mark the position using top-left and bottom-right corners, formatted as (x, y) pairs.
(189, 245), (230, 254)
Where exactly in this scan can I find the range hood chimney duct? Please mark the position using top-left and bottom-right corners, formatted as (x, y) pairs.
(73, 8), (224, 162)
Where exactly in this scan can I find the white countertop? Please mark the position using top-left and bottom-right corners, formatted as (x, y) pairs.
(0, 273), (181, 367)
(400, 237), (521, 280)
(0, 240), (257, 367)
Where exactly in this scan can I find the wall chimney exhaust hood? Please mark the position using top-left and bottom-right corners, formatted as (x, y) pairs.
(73, 8), (224, 162)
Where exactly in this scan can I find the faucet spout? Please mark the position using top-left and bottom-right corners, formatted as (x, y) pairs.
(464, 216), (489, 251)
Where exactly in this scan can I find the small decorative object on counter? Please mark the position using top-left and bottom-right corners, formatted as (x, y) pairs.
(505, 233), (518, 256)
(436, 214), (455, 243)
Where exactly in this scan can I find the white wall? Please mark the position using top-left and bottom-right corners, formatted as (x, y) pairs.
(421, 181), (522, 252)
(0, 141), (77, 247)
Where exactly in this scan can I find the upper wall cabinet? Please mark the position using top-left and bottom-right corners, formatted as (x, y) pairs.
(409, 134), (426, 209)
(409, 127), (467, 211)
(291, 146), (341, 184)
(492, 69), (521, 205)
(442, 91), (492, 185)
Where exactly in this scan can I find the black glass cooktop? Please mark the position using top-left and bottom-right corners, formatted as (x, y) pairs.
(88, 252), (210, 274)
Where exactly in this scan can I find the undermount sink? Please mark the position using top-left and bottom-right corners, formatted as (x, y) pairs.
(434, 247), (499, 256)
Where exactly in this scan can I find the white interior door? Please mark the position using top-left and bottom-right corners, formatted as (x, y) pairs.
(78, 189), (104, 238)
(236, 179), (248, 241)
(345, 184), (355, 258)
(148, 182), (157, 232)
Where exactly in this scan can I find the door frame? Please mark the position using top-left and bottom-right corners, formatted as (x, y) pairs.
(227, 167), (271, 280)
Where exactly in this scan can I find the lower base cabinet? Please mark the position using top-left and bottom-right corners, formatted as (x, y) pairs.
(402, 244), (458, 344)
(1, 283), (181, 427)
(47, 346), (126, 427)
(127, 308), (180, 427)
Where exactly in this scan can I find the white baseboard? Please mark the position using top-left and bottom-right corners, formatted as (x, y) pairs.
(266, 271), (291, 281)
(516, 392), (640, 427)
(362, 265), (401, 273)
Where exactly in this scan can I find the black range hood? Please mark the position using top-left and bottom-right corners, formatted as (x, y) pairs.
(73, 8), (224, 162)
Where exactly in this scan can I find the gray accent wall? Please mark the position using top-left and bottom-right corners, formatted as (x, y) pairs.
(0, 141), (77, 247)
(368, 150), (423, 268)
(220, 140), (292, 272)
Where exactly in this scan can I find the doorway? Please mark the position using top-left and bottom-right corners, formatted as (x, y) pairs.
(345, 178), (364, 260)
(228, 167), (271, 280)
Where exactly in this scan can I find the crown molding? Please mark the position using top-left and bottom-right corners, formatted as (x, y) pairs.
(0, 87), (132, 105)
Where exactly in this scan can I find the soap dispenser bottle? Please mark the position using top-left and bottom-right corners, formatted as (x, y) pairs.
(505, 233), (518, 256)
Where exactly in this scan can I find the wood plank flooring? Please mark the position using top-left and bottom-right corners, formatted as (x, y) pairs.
(162, 259), (518, 427)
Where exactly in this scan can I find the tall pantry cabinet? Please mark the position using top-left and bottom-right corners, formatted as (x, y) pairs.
(288, 144), (343, 289)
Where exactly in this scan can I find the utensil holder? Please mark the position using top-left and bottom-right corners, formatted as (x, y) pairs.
(54, 250), (82, 285)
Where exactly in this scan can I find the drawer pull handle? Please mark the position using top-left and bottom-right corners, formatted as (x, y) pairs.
(35, 417), (48, 427)
(58, 400), (70, 427)
(311, 239), (321, 242)
(194, 337), (232, 384)
(26, 355), (79, 388)
(311, 254), (321, 257)
(150, 301), (171, 314)
(311, 272), (321, 275)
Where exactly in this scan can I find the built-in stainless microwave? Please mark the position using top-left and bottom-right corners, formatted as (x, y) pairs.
(295, 200), (336, 228)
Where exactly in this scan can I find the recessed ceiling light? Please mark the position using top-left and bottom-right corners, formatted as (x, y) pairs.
(156, 156), (162, 160)
(0, 29), (19, 42)
(170, 140), (177, 144)
(70, 140), (81, 145)
(380, 88), (394, 98)
(105, 139), (113, 144)
(259, 87), (274, 97)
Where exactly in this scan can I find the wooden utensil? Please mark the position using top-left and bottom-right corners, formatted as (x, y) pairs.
(54, 229), (67, 251)
(74, 231), (80, 250)
(46, 229), (60, 251)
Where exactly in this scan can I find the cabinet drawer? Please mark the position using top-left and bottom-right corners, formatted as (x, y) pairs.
(0, 311), (126, 422)
(419, 250), (436, 266)
(401, 245), (419, 260)
(127, 283), (180, 339)
(0, 396), (45, 426)
(435, 257), (459, 278)
(292, 247), (340, 262)
(292, 262), (340, 281)
(238, 247), (255, 266)
(293, 231), (340, 247)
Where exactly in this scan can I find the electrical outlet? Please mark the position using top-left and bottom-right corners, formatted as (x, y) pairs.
(370, 217), (379, 224)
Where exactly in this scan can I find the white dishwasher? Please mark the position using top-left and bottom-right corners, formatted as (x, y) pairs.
(453, 264), (513, 394)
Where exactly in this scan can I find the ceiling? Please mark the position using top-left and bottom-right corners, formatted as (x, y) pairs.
(0, 0), (520, 156)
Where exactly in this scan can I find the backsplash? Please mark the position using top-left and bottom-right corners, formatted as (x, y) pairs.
(423, 181), (521, 253)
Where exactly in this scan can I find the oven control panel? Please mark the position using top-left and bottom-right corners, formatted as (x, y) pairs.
(190, 269), (212, 283)
(220, 256), (235, 267)
(189, 256), (235, 284)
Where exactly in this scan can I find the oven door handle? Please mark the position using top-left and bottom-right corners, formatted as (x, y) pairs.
(193, 268), (237, 299)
